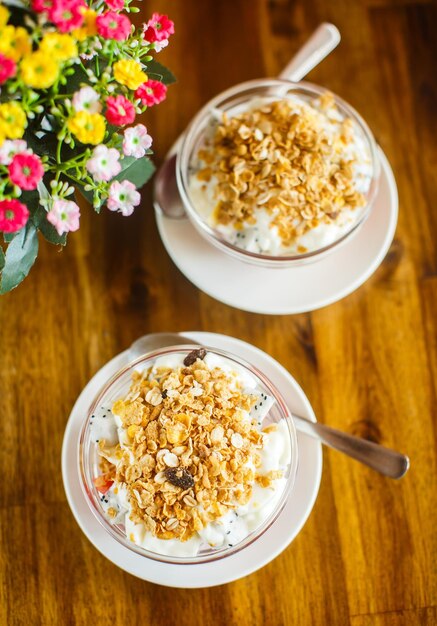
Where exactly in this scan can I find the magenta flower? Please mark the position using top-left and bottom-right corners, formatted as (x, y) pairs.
(0, 54), (17, 85)
(123, 124), (152, 158)
(107, 180), (140, 216)
(47, 199), (80, 235)
(143, 13), (174, 43)
(8, 153), (44, 191)
(105, 0), (124, 10)
(105, 95), (135, 126)
(96, 11), (131, 41)
(48, 0), (85, 32)
(0, 199), (29, 233)
(135, 79), (167, 107)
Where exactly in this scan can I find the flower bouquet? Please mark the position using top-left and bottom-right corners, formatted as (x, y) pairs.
(0, 0), (174, 293)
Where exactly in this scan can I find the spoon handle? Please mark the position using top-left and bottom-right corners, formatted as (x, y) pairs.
(292, 414), (409, 479)
(278, 23), (341, 82)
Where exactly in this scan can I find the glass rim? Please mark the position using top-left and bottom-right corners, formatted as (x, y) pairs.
(78, 344), (299, 565)
(176, 78), (381, 263)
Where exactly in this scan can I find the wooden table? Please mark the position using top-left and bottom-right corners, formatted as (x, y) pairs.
(1, 1), (436, 624)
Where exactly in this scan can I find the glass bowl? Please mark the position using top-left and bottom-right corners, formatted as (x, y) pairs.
(176, 79), (380, 268)
(78, 345), (299, 565)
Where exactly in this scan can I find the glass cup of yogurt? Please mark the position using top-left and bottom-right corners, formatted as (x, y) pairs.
(79, 345), (298, 564)
(176, 79), (380, 267)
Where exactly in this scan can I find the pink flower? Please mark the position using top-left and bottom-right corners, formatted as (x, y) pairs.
(135, 79), (167, 107)
(86, 145), (121, 182)
(143, 13), (174, 43)
(49, 0), (85, 32)
(0, 140), (28, 165)
(96, 11), (131, 41)
(105, 95), (135, 126)
(0, 54), (17, 85)
(32, 0), (53, 12)
(105, 0), (124, 10)
(8, 153), (44, 191)
(0, 199), (29, 233)
(123, 124), (152, 158)
(107, 180), (140, 216)
(47, 199), (80, 235)
(72, 86), (102, 114)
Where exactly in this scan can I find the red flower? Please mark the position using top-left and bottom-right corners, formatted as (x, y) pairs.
(143, 13), (174, 43)
(48, 0), (85, 32)
(0, 199), (29, 233)
(0, 54), (16, 85)
(135, 79), (167, 107)
(8, 153), (44, 191)
(105, 95), (135, 126)
(105, 0), (124, 10)
(96, 11), (131, 41)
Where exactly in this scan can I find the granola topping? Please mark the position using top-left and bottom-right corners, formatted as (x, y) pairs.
(188, 93), (373, 255)
(91, 351), (291, 556)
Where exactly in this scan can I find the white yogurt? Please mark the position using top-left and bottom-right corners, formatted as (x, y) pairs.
(90, 353), (292, 557)
(188, 95), (373, 255)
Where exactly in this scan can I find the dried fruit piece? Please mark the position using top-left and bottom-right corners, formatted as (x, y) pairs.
(164, 467), (195, 490)
(183, 348), (207, 366)
(93, 474), (114, 494)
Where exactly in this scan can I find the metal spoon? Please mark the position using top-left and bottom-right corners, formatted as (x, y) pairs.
(154, 23), (341, 219)
(129, 333), (409, 479)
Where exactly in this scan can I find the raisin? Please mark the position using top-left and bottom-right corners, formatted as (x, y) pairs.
(164, 467), (194, 490)
(183, 348), (207, 366)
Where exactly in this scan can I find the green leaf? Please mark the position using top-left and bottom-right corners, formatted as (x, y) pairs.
(0, 222), (39, 294)
(3, 232), (17, 243)
(0, 246), (4, 271)
(114, 157), (155, 189)
(145, 60), (176, 85)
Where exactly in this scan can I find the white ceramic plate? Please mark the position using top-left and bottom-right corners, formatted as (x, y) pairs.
(62, 332), (322, 587)
(155, 149), (398, 315)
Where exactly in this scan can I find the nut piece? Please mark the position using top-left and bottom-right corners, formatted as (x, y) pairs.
(164, 467), (195, 490)
(183, 348), (207, 366)
(163, 452), (179, 468)
(145, 388), (163, 406)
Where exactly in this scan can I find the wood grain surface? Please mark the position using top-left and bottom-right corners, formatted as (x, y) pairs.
(1, 1), (436, 624)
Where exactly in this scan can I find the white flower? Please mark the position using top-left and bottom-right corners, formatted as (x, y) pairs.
(72, 86), (102, 113)
(47, 199), (80, 236)
(122, 124), (153, 158)
(153, 39), (169, 52)
(107, 180), (141, 216)
(0, 140), (28, 165)
(86, 145), (121, 182)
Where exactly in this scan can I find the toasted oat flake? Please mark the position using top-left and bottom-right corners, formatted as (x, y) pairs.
(190, 94), (372, 254)
(94, 354), (288, 546)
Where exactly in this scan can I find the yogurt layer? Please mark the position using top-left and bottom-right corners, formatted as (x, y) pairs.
(188, 94), (374, 256)
(90, 351), (292, 557)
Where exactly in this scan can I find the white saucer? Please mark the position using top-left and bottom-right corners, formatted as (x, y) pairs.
(62, 332), (322, 588)
(156, 148), (398, 315)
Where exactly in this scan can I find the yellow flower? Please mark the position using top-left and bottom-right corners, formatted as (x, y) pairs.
(0, 102), (27, 139)
(0, 4), (9, 28)
(0, 25), (31, 61)
(68, 111), (106, 145)
(21, 51), (59, 89)
(40, 33), (78, 61)
(72, 8), (97, 41)
(113, 60), (148, 90)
